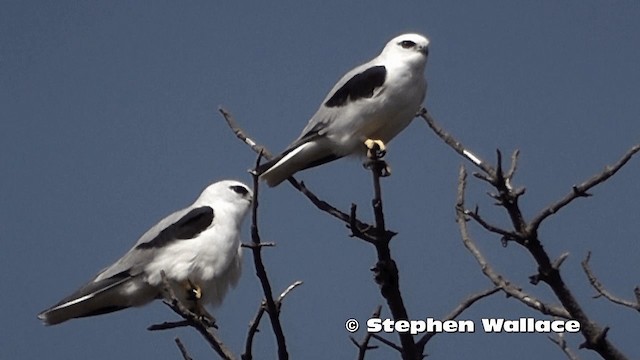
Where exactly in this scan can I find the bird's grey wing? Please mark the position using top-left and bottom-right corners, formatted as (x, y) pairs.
(292, 62), (387, 145)
(38, 205), (217, 325)
(255, 63), (387, 174)
(95, 206), (215, 281)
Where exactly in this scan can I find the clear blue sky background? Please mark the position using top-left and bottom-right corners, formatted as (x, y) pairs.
(2, 1), (639, 359)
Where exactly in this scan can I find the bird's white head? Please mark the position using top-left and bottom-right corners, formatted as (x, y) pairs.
(380, 33), (429, 68)
(195, 180), (253, 220)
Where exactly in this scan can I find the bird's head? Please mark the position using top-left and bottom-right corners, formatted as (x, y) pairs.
(381, 33), (430, 67)
(196, 180), (253, 218)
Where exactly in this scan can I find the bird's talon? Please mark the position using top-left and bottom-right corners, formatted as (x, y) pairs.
(186, 280), (202, 301)
(364, 139), (387, 159)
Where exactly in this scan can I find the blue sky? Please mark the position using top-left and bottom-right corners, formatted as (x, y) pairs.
(2, 1), (639, 359)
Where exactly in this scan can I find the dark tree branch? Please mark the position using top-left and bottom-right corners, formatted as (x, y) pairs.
(219, 107), (382, 239)
(416, 286), (500, 351)
(548, 333), (579, 360)
(581, 252), (640, 312)
(174, 337), (194, 360)
(418, 108), (494, 176)
(350, 305), (382, 360)
(529, 144), (640, 232)
(364, 150), (418, 360)
(148, 271), (235, 360)
(242, 304), (265, 360)
(219, 108), (415, 358)
(371, 334), (404, 354)
(247, 154), (290, 360)
(242, 281), (303, 360)
(220, 108), (273, 158)
(455, 167), (570, 318)
(424, 108), (634, 359)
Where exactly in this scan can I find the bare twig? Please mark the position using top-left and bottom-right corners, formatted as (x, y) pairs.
(581, 252), (640, 312)
(242, 304), (266, 360)
(350, 305), (382, 360)
(529, 144), (640, 232)
(548, 333), (580, 360)
(218, 107), (382, 239)
(416, 286), (500, 350)
(220, 108), (273, 158)
(418, 108), (494, 176)
(371, 334), (403, 353)
(247, 154), (289, 360)
(243, 281), (303, 360)
(363, 150), (418, 360)
(455, 166), (570, 318)
(174, 337), (194, 360)
(425, 107), (634, 359)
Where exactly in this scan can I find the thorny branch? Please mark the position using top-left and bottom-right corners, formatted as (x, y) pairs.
(422, 107), (637, 360)
(581, 252), (640, 312)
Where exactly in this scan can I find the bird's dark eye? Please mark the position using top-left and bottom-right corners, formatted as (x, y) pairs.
(229, 185), (249, 196)
(399, 40), (416, 49)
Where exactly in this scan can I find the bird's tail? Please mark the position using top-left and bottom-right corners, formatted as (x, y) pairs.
(38, 274), (153, 326)
(256, 142), (341, 187)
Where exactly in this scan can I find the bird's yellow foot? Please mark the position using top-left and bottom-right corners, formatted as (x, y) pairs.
(186, 279), (202, 301)
(364, 139), (387, 159)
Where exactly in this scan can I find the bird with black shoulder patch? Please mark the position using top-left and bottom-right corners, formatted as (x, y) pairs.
(256, 33), (430, 187)
(37, 180), (252, 326)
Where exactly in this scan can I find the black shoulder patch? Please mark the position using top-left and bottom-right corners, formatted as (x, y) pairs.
(136, 206), (214, 250)
(324, 65), (386, 108)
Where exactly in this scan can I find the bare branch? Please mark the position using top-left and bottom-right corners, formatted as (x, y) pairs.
(219, 107), (273, 158)
(371, 334), (403, 354)
(455, 166), (570, 318)
(418, 108), (495, 176)
(242, 303), (265, 360)
(529, 144), (640, 231)
(416, 286), (500, 350)
(426, 106), (634, 359)
(581, 252), (640, 312)
(174, 338), (194, 360)
(218, 108), (384, 240)
(416, 287), (499, 348)
(350, 305), (382, 360)
(464, 208), (522, 241)
(247, 154), (289, 360)
(364, 148), (418, 360)
(148, 271), (235, 360)
(548, 333), (580, 360)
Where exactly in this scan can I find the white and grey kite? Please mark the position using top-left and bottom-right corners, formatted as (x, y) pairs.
(38, 180), (253, 326)
(256, 33), (430, 187)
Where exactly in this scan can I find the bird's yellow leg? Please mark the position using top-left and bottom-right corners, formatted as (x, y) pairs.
(185, 279), (202, 301)
(364, 139), (391, 177)
(183, 279), (216, 327)
(364, 139), (387, 159)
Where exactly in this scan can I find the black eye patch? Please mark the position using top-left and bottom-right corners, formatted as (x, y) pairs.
(229, 185), (249, 196)
(399, 40), (416, 49)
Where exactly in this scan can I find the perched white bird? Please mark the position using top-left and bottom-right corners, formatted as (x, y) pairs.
(257, 33), (429, 187)
(38, 180), (253, 326)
